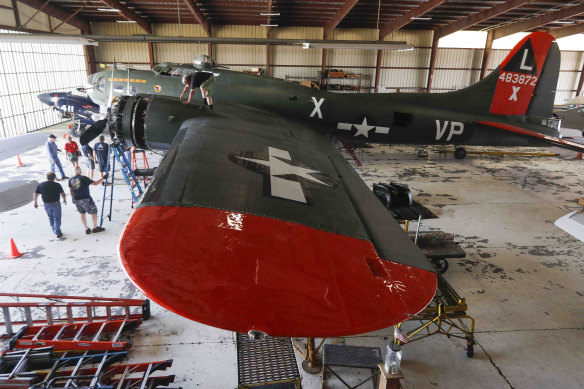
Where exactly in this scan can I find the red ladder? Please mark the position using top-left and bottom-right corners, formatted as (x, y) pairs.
(9, 319), (141, 351)
(0, 293), (149, 339)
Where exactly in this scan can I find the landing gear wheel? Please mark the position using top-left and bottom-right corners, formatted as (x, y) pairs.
(432, 258), (449, 274)
(454, 147), (467, 159)
(466, 343), (474, 358)
(70, 123), (86, 137)
(301, 359), (322, 374)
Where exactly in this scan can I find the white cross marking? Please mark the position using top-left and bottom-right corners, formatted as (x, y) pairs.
(509, 86), (520, 101)
(310, 97), (325, 119)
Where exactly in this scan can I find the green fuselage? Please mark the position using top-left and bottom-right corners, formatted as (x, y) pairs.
(89, 64), (557, 149)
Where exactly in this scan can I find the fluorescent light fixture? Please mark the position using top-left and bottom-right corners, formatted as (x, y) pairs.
(556, 20), (575, 24)
(97, 8), (120, 12)
(410, 17), (431, 20)
(302, 42), (413, 51)
(261, 24), (278, 27)
(260, 12), (280, 16)
(0, 34), (98, 45)
(116, 20), (137, 23)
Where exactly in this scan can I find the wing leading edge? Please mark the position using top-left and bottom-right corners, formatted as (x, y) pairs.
(118, 102), (436, 337)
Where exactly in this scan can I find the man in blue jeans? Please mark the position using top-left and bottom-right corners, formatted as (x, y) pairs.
(46, 134), (68, 180)
(34, 172), (67, 238)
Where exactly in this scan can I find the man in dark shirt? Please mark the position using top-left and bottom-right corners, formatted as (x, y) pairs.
(180, 71), (214, 109)
(69, 166), (107, 235)
(34, 171), (67, 238)
(93, 135), (109, 178)
(82, 143), (95, 180)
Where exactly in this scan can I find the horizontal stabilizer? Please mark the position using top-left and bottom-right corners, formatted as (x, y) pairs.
(555, 211), (584, 243)
(477, 121), (584, 152)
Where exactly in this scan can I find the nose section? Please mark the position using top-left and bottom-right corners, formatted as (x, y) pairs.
(38, 93), (58, 107)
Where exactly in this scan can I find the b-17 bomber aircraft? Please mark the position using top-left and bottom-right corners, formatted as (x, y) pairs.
(89, 32), (584, 338)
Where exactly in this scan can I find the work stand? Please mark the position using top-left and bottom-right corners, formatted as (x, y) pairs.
(236, 333), (301, 388)
(292, 338), (326, 374)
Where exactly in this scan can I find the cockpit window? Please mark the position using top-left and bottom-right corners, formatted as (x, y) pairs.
(95, 76), (106, 91)
(153, 64), (184, 76)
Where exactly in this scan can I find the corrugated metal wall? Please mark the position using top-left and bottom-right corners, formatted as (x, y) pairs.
(0, 6), (581, 103)
(0, 2), (80, 33)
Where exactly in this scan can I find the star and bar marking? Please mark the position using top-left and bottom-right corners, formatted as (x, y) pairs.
(235, 147), (332, 204)
(337, 117), (390, 138)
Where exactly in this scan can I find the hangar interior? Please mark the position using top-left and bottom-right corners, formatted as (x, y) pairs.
(0, 1), (584, 388)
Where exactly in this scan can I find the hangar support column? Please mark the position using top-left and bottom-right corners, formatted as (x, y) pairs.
(578, 57), (584, 96)
(426, 33), (439, 93)
(82, 26), (97, 75)
(480, 30), (494, 80)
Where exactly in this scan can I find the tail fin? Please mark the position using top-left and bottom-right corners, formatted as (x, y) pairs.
(447, 32), (559, 119)
(489, 31), (558, 117)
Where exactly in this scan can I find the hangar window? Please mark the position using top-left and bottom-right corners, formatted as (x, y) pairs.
(393, 112), (413, 127)
(0, 29), (87, 139)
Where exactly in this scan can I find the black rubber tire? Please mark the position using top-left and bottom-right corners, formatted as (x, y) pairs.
(433, 258), (449, 274)
(70, 123), (86, 137)
(581, 130), (584, 137)
(454, 147), (467, 159)
(467, 343), (474, 358)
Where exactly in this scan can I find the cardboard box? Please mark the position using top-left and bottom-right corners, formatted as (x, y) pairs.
(578, 198), (584, 206)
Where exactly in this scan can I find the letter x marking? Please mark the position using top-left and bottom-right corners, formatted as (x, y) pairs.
(509, 86), (520, 101)
(310, 97), (324, 119)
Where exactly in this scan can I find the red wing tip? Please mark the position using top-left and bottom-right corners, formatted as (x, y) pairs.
(119, 206), (437, 337)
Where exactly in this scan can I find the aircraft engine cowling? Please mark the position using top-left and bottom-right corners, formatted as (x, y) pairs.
(108, 94), (201, 151)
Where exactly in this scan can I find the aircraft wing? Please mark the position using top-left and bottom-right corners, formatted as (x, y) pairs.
(477, 120), (584, 152)
(0, 132), (47, 161)
(119, 102), (436, 338)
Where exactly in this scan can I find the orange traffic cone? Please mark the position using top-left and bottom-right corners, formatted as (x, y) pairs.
(6, 238), (23, 258)
(577, 152), (582, 160)
(16, 155), (24, 167)
(62, 133), (67, 139)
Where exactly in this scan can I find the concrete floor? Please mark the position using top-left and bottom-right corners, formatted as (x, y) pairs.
(1, 123), (583, 388)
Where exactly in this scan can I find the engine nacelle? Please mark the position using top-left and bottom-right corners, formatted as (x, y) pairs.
(108, 94), (203, 151)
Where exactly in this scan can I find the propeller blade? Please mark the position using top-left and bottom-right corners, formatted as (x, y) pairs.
(80, 119), (107, 146)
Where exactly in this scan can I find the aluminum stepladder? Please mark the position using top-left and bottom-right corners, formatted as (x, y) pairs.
(100, 143), (144, 227)
(1, 348), (178, 388)
(0, 293), (149, 340)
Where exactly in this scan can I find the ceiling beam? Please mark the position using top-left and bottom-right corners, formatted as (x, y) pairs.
(183, 0), (211, 36)
(17, 0), (89, 32)
(98, 0), (151, 33)
(549, 22), (584, 39)
(379, 0), (447, 40)
(323, 0), (360, 37)
(435, 0), (535, 39)
(493, 3), (584, 40)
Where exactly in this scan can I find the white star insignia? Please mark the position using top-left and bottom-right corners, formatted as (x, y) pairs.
(353, 117), (375, 138)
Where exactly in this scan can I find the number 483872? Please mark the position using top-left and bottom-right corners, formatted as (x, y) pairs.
(499, 72), (537, 86)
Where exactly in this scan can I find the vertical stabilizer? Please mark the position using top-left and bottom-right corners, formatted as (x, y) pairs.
(489, 32), (558, 118)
